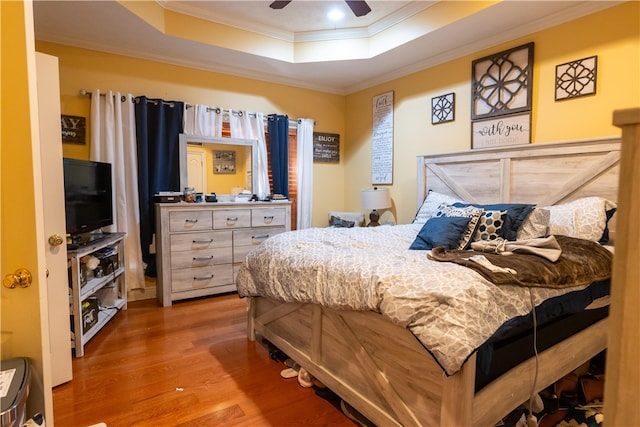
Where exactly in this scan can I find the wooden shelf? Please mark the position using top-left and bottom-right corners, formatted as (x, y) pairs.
(68, 232), (127, 357)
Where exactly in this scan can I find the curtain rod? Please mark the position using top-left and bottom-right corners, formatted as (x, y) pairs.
(80, 91), (314, 125)
(185, 103), (312, 126)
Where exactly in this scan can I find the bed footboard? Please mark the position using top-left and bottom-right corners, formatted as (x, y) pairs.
(246, 296), (608, 427)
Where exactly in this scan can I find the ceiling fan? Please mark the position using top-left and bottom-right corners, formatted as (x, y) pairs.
(269, 1), (372, 17)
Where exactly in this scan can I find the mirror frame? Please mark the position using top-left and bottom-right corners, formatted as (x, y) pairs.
(179, 133), (258, 194)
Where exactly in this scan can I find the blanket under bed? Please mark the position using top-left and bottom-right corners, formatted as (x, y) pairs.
(235, 224), (610, 375)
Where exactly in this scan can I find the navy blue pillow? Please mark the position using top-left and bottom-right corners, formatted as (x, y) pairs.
(599, 207), (616, 244)
(410, 216), (472, 250)
(453, 203), (535, 241)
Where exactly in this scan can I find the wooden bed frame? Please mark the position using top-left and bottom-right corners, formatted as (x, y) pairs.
(246, 137), (621, 427)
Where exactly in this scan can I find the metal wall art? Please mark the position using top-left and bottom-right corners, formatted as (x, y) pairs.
(431, 93), (455, 124)
(471, 42), (534, 120)
(555, 55), (598, 101)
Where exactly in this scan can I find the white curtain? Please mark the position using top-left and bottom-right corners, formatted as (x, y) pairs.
(183, 104), (223, 137)
(296, 118), (314, 229)
(90, 90), (145, 291)
(229, 110), (270, 199)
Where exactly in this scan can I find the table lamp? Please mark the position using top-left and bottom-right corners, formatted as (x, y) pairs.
(361, 187), (391, 227)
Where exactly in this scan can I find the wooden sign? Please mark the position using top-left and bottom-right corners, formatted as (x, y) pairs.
(61, 115), (86, 144)
(372, 91), (394, 184)
(472, 113), (531, 149)
(313, 132), (340, 163)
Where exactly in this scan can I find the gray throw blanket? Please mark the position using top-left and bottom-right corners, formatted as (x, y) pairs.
(428, 235), (612, 288)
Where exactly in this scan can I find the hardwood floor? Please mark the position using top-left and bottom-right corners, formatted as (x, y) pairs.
(53, 293), (358, 427)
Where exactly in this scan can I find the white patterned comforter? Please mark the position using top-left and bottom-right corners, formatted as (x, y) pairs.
(235, 224), (592, 375)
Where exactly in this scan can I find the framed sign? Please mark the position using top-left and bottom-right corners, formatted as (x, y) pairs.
(61, 115), (86, 144)
(472, 113), (531, 149)
(313, 132), (340, 163)
(472, 43), (534, 120)
(372, 91), (394, 185)
(213, 150), (236, 174)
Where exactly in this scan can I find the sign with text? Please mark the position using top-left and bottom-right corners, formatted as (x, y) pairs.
(372, 91), (394, 184)
(313, 132), (340, 163)
(472, 113), (531, 149)
(61, 115), (86, 144)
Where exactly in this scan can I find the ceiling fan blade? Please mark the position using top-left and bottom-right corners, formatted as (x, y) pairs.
(345, 1), (371, 17)
(270, 1), (292, 10)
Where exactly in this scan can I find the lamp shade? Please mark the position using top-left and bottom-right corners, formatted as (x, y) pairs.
(361, 187), (391, 210)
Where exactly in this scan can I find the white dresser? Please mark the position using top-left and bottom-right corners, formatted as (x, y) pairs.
(155, 201), (291, 306)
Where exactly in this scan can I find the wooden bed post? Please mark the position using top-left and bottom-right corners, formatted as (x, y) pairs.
(247, 297), (256, 341)
(604, 107), (640, 427)
(440, 353), (475, 427)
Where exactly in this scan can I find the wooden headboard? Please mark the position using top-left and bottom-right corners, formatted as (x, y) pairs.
(417, 137), (621, 237)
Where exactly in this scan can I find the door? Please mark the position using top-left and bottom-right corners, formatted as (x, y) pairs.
(37, 52), (73, 387)
(1, 1), (54, 422)
(187, 148), (206, 193)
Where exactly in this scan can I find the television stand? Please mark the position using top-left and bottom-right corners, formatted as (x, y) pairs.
(67, 232), (127, 357)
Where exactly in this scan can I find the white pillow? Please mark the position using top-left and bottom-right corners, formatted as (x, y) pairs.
(413, 190), (463, 224)
(516, 207), (550, 240)
(546, 197), (616, 242)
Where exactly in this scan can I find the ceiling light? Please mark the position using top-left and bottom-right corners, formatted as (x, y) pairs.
(328, 9), (345, 21)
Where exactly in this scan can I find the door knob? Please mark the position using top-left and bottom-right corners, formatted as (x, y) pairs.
(3, 269), (33, 289)
(48, 234), (64, 246)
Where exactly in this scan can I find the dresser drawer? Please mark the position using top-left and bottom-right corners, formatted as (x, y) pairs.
(171, 265), (234, 292)
(233, 227), (285, 262)
(213, 209), (251, 229)
(170, 231), (232, 252)
(251, 208), (286, 227)
(170, 248), (232, 269)
(169, 210), (213, 232)
(233, 226), (285, 247)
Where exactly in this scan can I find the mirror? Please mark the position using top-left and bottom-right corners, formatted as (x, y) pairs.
(179, 134), (258, 196)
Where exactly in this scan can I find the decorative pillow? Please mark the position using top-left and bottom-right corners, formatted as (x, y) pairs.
(473, 209), (507, 241)
(413, 190), (463, 225)
(435, 204), (484, 249)
(516, 207), (550, 240)
(546, 197), (617, 242)
(409, 216), (472, 250)
(453, 202), (535, 241)
(328, 211), (365, 227)
(329, 215), (355, 228)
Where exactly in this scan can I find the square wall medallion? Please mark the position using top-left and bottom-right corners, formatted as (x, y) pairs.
(432, 93), (455, 124)
(555, 56), (597, 101)
(472, 42), (534, 120)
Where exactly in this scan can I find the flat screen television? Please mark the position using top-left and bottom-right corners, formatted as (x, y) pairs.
(63, 158), (113, 246)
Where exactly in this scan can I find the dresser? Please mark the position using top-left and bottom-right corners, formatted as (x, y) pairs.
(155, 201), (291, 306)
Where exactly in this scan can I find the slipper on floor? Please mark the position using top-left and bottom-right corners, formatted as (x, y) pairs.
(280, 368), (299, 379)
(298, 367), (313, 387)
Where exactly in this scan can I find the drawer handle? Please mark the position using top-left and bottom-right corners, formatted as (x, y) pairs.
(185, 219), (199, 224)
(252, 234), (270, 240)
(193, 256), (214, 262)
(194, 274), (214, 281)
(192, 239), (214, 244)
(227, 217), (238, 222)
(263, 215), (274, 223)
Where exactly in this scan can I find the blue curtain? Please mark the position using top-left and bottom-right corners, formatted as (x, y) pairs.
(134, 96), (184, 277)
(267, 114), (289, 198)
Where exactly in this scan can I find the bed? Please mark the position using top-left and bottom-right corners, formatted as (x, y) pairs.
(236, 137), (621, 427)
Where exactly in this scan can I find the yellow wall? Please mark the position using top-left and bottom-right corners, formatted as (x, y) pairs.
(344, 2), (640, 224)
(35, 41), (346, 228)
(37, 2), (639, 227)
